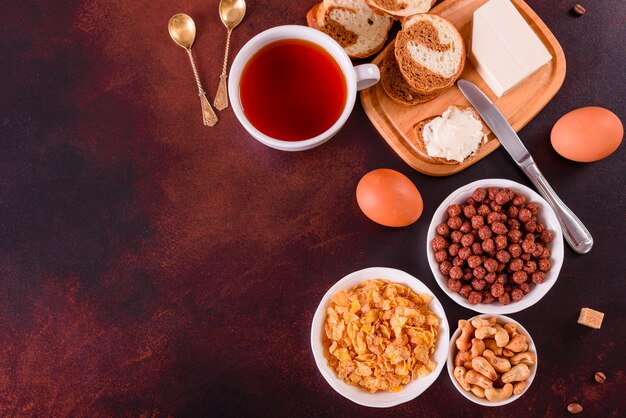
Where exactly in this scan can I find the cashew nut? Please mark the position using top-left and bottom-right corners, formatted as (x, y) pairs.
(471, 356), (498, 380)
(475, 326), (497, 340)
(456, 320), (475, 351)
(494, 326), (510, 347)
(454, 366), (471, 391)
(483, 349), (512, 373)
(511, 351), (536, 366)
(513, 380), (526, 396)
(465, 369), (493, 389)
(502, 348), (515, 357)
(470, 384), (485, 398)
(471, 317), (496, 328)
(502, 363), (531, 383)
(455, 350), (471, 367)
(504, 323), (517, 337)
(485, 383), (513, 402)
(470, 338), (485, 359)
(484, 338), (503, 356)
(504, 334), (528, 353)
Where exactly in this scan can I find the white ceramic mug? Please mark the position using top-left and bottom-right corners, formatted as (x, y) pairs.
(228, 25), (380, 151)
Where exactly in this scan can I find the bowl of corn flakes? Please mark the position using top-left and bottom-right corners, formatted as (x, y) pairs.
(310, 267), (450, 407)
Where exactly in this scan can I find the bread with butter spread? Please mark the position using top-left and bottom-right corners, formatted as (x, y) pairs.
(395, 14), (465, 95)
(413, 105), (485, 164)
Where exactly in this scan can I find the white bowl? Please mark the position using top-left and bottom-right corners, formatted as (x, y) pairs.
(447, 314), (538, 406)
(427, 179), (564, 314)
(310, 267), (450, 408)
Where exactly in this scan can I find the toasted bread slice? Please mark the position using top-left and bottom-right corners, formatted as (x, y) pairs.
(395, 14), (465, 95)
(380, 42), (438, 106)
(307, 0), (393, 59)
(307, 3), (322, 29)
(366, 0), (436, 18)
(413, 105), (485, 164)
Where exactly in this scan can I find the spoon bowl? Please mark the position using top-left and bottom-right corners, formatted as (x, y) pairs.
(219, 0), (246, 30)
(168, 13), (196, 50)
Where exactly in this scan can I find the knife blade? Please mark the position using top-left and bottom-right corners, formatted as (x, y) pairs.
(457, 79), (593, 254)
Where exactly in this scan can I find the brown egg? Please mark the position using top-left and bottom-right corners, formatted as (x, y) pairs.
(356, 169), (423, 227)
(551, 106), (623, 162)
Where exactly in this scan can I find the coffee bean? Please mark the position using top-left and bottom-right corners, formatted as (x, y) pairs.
(594, 371), (606, 383)
(572, 4), (586, 15)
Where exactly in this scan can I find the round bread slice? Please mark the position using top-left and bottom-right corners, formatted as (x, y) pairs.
(366, 0), (436, 18)
(413, 105), (485, 165)
(380, 43), (438, 106)
(310, 0), (393, 59)
(395, 14), (465, 95)
(306, 3), (322, 30)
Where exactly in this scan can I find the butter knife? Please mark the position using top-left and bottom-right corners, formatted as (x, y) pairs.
(458, 79), (593, 254)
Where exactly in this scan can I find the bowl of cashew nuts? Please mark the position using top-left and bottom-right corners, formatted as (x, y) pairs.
(446, 314), (537, 406)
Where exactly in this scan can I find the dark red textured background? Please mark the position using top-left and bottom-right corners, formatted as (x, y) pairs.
(0, 0), (624, 416)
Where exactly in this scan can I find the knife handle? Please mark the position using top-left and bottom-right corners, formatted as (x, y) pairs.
(522, 163), (593, 254)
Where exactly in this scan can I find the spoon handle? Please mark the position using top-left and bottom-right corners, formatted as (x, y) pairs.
(214, 29), (232, 110)
(186, 49), (218, 127)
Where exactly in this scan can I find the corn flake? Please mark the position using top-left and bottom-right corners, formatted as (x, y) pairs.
(323, 279), (439, 393)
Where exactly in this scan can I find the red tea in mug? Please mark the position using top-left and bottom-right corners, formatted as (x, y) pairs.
(239, 39), (347, 142)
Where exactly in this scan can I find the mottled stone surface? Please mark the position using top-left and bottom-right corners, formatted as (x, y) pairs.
(0, 0), (624, 416)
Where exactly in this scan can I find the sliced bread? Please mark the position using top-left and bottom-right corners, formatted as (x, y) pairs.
(306, 0), (393, 59)
(413, 105), (486, 164)
(395, 14), (465, 95)
(306, 3), (322, 30)
(380, 42), (438, 106)
(366, 0), (436, 18)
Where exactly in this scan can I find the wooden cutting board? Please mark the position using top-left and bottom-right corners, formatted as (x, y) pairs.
(360, 0), (566, 176)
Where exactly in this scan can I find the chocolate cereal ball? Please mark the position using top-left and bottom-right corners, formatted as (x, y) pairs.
(511, 288), (524, 302)
(449, 266), (463, 280)
(435, 250), (448, 263)
(498, 293), (511, 305)
(447, 278), (462, 292)
(436, 223), (450, 237)
(432, 236), (448, 252)
(468, 291), (483, 304)
(472, 188), (487, 202)
(447, 205), (462, 217)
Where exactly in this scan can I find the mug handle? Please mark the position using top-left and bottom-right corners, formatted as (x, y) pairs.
(354, 64), (380, 91)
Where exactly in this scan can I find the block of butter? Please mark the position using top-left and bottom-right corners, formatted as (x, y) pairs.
(470, 0), (552, 98)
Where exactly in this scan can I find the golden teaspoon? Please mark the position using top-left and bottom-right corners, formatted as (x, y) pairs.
(168, 13), (218, 127)
(214, 0), (246, 110)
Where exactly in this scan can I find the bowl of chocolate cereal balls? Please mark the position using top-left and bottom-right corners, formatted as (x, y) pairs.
(427, 179), (564, 314)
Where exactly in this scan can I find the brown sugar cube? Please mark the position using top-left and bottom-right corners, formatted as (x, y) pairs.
(577, 308), (604, 329)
